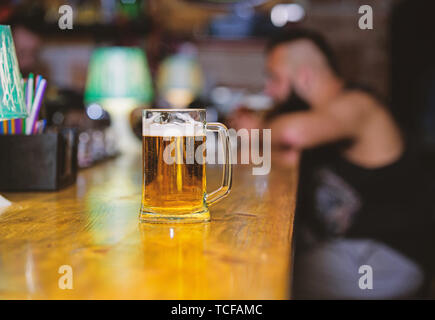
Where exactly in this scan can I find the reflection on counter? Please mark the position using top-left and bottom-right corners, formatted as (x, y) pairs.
(140, 223), (210, 299)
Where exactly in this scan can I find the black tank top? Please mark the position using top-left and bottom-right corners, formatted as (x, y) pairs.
(296, 141), (432, 269)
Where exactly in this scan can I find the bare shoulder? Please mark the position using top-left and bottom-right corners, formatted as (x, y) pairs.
(325, 89), (389, 124)
(331, 89), (383, 112)
(331, 91), (403, 166)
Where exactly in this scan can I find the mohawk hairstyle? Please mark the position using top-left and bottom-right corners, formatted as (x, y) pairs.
(266, 28), (340, 76)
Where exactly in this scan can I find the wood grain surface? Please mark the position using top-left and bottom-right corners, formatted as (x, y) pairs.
(0, 154), (298, 299)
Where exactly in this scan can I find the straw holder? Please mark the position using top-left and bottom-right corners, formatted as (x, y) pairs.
(0, 128), (78, 191)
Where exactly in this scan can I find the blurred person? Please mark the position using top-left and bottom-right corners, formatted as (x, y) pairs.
(7, 3), (48, 79)
(234, 29), (432, 299)
(12, 23), (47, 78)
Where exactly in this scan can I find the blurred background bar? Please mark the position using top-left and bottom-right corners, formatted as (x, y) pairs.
(0, 0), (433, 168)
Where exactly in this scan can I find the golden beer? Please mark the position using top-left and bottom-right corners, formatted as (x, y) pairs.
(141, 135), (207, 216)
(140, 109), (232, 223)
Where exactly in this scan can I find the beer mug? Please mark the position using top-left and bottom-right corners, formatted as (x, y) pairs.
(140, 109), (232, 223)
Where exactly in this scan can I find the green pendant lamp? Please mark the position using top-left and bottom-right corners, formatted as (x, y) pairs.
(84, 47), (153, 154)
(0, 25), (27, 120)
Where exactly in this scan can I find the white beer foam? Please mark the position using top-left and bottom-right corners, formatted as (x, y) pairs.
(143, 123), (205, 137)
(143, 111), (205, 136)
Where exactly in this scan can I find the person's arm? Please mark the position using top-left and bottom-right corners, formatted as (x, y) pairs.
(267, 92), (375, 150)
(226, 106), (263, 131)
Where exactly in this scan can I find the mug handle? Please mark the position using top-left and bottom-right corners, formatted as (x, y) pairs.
(205, 122), (233, 207)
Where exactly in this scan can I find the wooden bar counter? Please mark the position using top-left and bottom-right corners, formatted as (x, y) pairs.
(0, 155), (298, 299)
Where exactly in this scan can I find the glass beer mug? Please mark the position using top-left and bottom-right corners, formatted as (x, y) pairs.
(140, 109), (232, 223)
